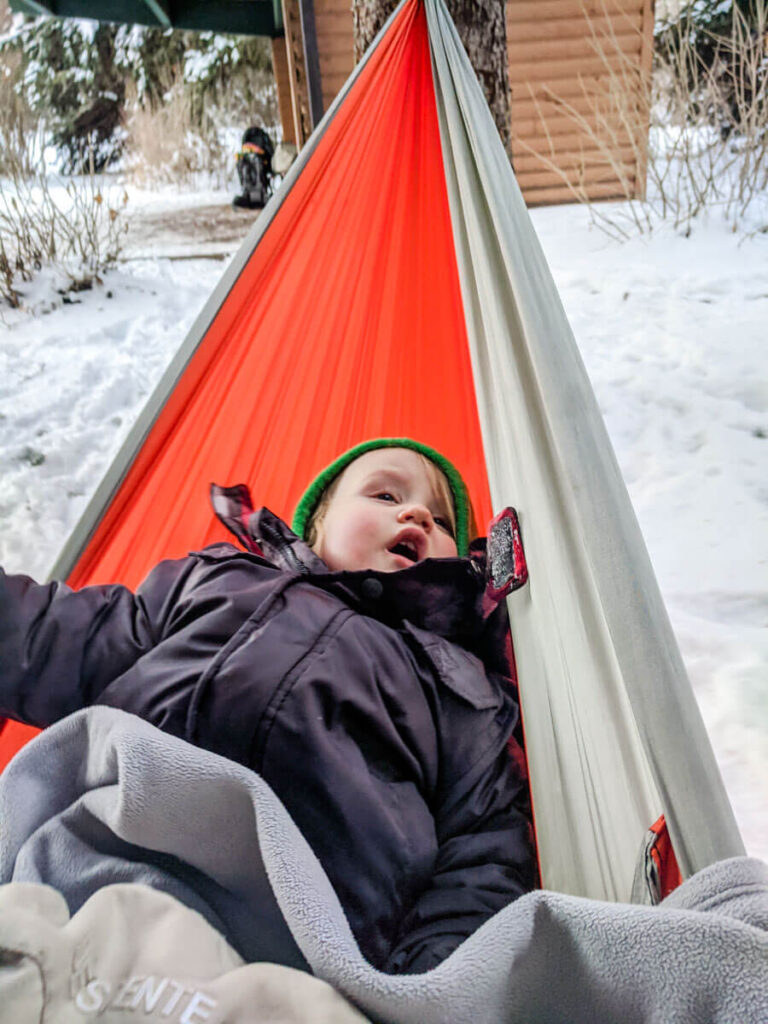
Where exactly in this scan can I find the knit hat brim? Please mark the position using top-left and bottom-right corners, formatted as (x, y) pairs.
(292, 438), (472, 556)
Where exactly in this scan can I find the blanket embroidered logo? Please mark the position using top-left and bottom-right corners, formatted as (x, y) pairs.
(73, 975), (218, 1022)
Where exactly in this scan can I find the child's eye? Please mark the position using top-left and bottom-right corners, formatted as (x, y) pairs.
(374, 491), (397, 503)
(434, 515), (454, 536)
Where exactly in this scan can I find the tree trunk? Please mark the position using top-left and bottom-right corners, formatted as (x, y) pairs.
(352, 0), (511, 155)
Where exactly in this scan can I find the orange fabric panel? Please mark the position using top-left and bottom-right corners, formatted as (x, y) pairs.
(68, 0), (491, 592)
(0, 720), (41, 769)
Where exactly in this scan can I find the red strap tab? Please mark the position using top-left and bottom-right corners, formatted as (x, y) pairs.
(649, 814), (683, 899)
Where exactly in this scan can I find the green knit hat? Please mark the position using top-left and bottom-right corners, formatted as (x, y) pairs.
(292, 438), (472, 556)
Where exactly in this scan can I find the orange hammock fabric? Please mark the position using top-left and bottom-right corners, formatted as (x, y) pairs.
(0, 2), (491, 767)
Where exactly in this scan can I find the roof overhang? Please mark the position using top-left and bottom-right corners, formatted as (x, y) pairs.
(9, 0), (284, 36)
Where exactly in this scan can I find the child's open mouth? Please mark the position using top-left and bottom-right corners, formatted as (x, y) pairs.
(388, 540), (420, 563)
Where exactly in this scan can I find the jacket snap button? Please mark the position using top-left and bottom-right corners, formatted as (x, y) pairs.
(361, 577), (384, 600)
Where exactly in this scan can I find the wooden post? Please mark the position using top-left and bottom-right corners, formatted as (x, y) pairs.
(272, 36), (297, 145)
(300, 0), (324, 126)
(281, 0), (313, 147)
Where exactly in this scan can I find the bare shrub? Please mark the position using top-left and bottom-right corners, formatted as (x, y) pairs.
(123, 53), (279, 187)
(123, 75), (228, 186)
(0, 145), (128, 307)
(510, 1), (768, 236)
(649, 2), (768, 228)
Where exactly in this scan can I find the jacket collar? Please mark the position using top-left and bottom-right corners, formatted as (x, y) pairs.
(210, 483), (527, 648)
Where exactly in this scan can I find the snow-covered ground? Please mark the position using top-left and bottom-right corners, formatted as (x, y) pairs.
(533, 202), (768, 863)
(1, 185), (766, 862)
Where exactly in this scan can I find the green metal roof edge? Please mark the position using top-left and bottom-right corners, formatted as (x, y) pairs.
(10, 0), (284, 37)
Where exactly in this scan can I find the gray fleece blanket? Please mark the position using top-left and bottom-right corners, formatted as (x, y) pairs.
(1, 708), (766, 1024)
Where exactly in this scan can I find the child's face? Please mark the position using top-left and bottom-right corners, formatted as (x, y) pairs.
(313, 448), (458, 573)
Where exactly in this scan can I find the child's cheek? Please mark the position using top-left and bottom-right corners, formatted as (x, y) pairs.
(438, 534), (458, 559)
(354, 510), (387, 554)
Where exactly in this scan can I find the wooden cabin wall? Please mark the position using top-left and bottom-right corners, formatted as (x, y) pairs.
(313, 0), (356, 115)
(302, 0), (655, 206)
(507, 0), (655, 205)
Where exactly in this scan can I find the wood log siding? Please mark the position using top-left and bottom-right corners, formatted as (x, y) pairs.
(511, 0), (642, 19)
(512, 113), (634, 140)
(508, 0), (654, 204)
(314, 0), (355, 112)
(514, 146), (638, 175)
(508, 32), (642, 65)
(303, 0), (654, 205)
(523, 179), (632, 204)
(511, 12), (641, 41)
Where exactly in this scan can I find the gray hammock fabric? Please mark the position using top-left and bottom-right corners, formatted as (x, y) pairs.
(423, 0), (743, 898)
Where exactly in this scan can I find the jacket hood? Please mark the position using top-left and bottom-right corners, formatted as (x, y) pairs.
(210, 483), (527, 652)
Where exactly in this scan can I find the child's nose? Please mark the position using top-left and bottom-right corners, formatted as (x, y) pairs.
(398, 504), (433, 530)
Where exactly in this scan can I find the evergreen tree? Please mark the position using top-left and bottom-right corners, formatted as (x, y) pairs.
(0, 15), (275, 173)
(5, 18), (124, 172)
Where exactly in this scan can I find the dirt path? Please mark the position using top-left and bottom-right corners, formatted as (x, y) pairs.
(123, 200), (262, 260)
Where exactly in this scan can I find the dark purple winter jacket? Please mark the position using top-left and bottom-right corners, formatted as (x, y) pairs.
(0, 493), (534, 973)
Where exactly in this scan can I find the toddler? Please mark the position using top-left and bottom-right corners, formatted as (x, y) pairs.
(0, 438), (535, 973)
